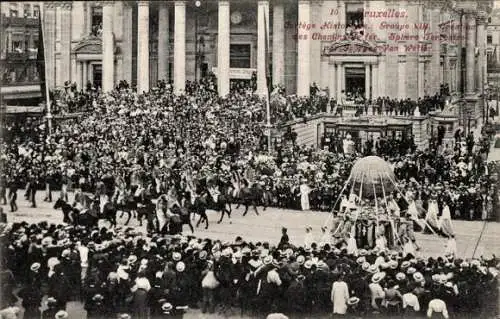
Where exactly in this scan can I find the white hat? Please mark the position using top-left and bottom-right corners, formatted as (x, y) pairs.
(176, 261), (186, 272)
(55, 310), (69, 319)
(172, 252), (182, 261)
(371, 271), (386, 283)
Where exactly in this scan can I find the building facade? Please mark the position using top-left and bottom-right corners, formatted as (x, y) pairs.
(0, 2), (42, 105)
(39, 0), (490, 106)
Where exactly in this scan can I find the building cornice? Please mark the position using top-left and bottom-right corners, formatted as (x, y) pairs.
(44, 2), (72, 9)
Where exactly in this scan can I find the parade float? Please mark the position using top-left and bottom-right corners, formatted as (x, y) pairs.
(326, 156), (446, 250)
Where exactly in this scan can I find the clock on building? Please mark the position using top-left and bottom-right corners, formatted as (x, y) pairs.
(231, 11), (242, 25)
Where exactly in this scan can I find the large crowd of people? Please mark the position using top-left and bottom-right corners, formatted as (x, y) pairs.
(0, 221), (498, 318)
(0, 78), (498, 317)
(0, 79), (497, 220)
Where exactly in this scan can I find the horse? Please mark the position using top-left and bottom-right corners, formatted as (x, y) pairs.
(54, 198), (99, 228)
(113, 188), (138, 226)
(54, 198), (77, 224)
(183, 191), (209, 229)
(235, 182), (264, 217)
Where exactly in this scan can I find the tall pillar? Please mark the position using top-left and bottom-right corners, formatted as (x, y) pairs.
(372, 65), (378, 98)
(174, 0), (186, 94)
(477, 12), (487, 93)
(102, 2), (115, 92)
(71, 1), (84, 40)
(158, 3), (170, 82)
(296, 0), (311, 96)
(398, 43), (407, 99)
(365, 64), (371, 99)
(272, 2), (285, 87)
(336, 63), (342, 102)
(378, 60), (386, 97)
(217, 0), (230, 97)
(137, 1), (150, 93)
(465, 12), (476, 95)
(71, 55), (77, 84)
(82, 61), (88, 87)
(122, 3), (133, 84)
(59, 3), (72, 87)
(256, 0), (269, 96)
(77, 61), (82, 89)
(429, 8), (441, 95)
(328, 63), (336, 100)
(418, 59), (425, 98)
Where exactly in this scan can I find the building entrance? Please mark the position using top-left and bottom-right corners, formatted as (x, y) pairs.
(92, 64), (102, 90)
(345, 67), (365, 99)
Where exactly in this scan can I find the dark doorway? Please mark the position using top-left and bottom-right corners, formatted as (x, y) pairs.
(92, 64), (102, 90)
(345, 67), (365, 98)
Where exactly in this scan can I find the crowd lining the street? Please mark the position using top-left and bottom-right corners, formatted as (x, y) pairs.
(0, 79), (498, 318)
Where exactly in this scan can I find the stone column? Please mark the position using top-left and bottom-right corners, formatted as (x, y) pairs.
(365, 64), (371, 99)
(82, 61), (88, 86)
(137, 1), (150, 93)
(378, 59), (386, 97)
(418, 59), (425, 98)
(328, 62), (336, 100)
(372, 64), (378, 98)
(398, 44), (407, 99)
(43, 4), (56, 89)
(272, 1), (285, 87)
(256, 0), (269, 96)
(477, 12), (487, 93)
(71, 1), (84, 40)
(429, 8), (441, 95)
(174, 0), (186, 94)
(59, 3), (72, 87)
(158, 3), (170, 82)
(122, 2), (133, 84)
(76, 61), (82, 89)
(85, 2), (92, 36)
(465, 12), (476, 95)
(336, 63), (342, 102)
(217, 0), (230, 97)
(102, 2), (115, 92)
(296, 0), (311, 96)
(71, 55), (77, 84)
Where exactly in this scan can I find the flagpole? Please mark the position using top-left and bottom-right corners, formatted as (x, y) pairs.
(40, 4), (52, 135)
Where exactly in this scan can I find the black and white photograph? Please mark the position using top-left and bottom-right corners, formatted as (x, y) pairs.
(0, 0), (500, 318)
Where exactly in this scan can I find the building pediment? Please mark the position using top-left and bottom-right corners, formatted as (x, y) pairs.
(73, 35), (120, 56)
(323, 40), (380, 56)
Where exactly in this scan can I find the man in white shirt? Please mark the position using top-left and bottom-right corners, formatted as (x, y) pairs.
(402, 292), (420, 311)
(427, 299), (449, 319)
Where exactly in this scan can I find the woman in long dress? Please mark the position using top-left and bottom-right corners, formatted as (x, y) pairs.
(300, 180), (311, 211)
(438, 203), (454, 237)
(331, 274), (349, 315)
(425, 198), (440, 232)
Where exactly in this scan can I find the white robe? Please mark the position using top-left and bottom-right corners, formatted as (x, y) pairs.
(331, 281), (349, 314)
(346, 236), (358, 255)
(300, 184), (311, 211)
(438, 205), (454, 237)
(304, 232), (314, 249)
(425, 200), (440, 230)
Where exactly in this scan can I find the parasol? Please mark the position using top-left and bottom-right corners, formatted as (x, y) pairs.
(348, 156), (396, 199)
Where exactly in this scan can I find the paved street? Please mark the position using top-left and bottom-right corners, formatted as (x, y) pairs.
(5, 190), (500, 259)
(4, 190), (500, 319)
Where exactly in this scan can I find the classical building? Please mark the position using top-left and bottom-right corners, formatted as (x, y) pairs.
(0, 2), (42, 105)
(39, 1), (491, 114)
